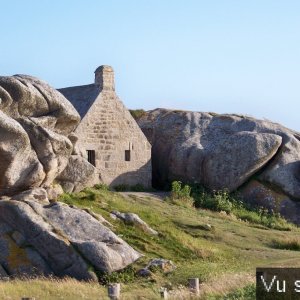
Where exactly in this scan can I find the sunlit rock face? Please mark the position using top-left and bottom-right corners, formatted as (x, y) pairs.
(0, 74), (82, 195)
(137, 108), (300, 224)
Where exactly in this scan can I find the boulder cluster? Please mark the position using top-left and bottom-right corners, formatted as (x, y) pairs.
(0, 75), (141, 279)
(137, 108), (300, 224)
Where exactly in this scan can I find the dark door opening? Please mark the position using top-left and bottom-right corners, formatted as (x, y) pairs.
(87, 150), (96, 166)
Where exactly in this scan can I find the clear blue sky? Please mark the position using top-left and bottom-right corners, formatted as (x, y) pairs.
(1, 1), (300, 130)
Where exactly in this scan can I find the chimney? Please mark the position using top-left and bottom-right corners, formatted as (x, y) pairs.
(94, 65), (115, 91)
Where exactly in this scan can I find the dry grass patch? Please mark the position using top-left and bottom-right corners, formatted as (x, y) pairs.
(271, 237), (300, 251)
(0, 277), (107, 300)
(169, 272), (254, 299)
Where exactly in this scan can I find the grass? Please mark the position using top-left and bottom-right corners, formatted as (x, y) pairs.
(1, 186), (300, 299)
(0, 277), (107, 300)
(271, 237), (300, 251)
(186, 184), (294, 231)
(205, 283), (256, 300)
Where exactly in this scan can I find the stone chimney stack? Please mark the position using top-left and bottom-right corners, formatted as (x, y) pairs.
(94, 65), (115, 91)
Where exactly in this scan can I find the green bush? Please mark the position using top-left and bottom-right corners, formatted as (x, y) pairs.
(169, 181), (194, 207)
(171, 181), (192, 199)
(190, 185), (293, 231)
(193, 189), (234, 214)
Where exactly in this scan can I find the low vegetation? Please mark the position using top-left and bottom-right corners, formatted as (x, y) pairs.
(1, 184), (300, 299)
(206, 284), (256, 300)
(0, 277), (107, 300)
(271, 237), (300, 251)
(170, 181), (293, 231)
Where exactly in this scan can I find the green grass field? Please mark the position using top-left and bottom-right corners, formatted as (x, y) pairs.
(1, 187), (300, 299)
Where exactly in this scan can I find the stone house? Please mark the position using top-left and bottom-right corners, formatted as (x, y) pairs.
(58, 65), (152, 188)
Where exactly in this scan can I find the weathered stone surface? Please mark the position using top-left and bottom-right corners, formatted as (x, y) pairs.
(56, 155), (97, 193)
(240, 180), (300, 225)
(0, 220), (52, 277)
(0, 74), (93, 196)
(136, 268), (152, 277)
(11, 230), (26, 247)
(0, 198), (142, 279)
(46, 184), (64, 201)
(83, 208), (114, 228)
(0, 200), (94, 280)
(0, 110), (45, 195)
(112, 211), (158, 235)
(146, 258), (176, 273)
(202, 132), (281, 191)
(12, 188), (49, 204)
(30, 202), (142, 273)
(137, 109), (300, 200)
(137, 259), (176, 278)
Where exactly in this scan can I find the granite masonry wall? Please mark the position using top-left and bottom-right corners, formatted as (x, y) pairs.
(73, 67), (152, 187)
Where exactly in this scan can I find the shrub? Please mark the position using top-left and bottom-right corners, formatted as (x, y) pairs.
(169, 181), (194, 207)
(97, 266), (136, 285)
(171, 181), (192, 200)
(193, 189), (234, 214)
(191, 185), (293, 231)
(94, 183), (109, 191)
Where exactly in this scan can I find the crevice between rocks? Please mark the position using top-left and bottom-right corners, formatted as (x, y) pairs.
(237, 139), (289, 197)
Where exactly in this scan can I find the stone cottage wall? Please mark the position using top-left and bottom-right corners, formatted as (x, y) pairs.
(74, 90), (152, 188)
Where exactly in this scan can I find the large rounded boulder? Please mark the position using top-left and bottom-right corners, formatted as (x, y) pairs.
(137, 108), (300, 223)
(0, 74), (96, 195)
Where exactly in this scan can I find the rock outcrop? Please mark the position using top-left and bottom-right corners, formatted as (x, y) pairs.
(56, 155), (97, 193)
(0, 74), (96, 195)
(111, 211), (158, 235)
(137, 109), (300, 224)
(240, 180), (300, 225)
(0, 194), (141, 279)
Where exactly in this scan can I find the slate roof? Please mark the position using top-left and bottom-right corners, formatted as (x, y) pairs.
(58, 84), (100, 118)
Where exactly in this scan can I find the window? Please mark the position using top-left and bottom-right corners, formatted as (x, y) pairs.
(87, 150), (96, 166)
(125, 150), (131, 161)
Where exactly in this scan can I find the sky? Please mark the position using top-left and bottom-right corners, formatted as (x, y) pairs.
(1, 1), (300, 130)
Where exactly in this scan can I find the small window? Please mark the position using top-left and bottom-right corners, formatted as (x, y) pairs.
(125, 150), (131, 161)
(87, 150), (96, 166)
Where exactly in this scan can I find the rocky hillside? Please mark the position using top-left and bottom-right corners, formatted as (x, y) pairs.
(136, 108), (300, 225)
(7, 186), (297, 299)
